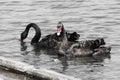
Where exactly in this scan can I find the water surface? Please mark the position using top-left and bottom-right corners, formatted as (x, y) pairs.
(0, 0), (120, 80)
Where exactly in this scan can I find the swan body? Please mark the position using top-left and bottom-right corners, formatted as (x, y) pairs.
(66, 38), (111, 56)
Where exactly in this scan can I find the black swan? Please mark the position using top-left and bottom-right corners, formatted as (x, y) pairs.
(21, 22), (111, 56)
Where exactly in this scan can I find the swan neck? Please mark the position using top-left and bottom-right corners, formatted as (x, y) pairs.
(25, 23), (41, 44)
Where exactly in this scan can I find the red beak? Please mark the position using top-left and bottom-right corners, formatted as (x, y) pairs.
(57, 27), (61, 36)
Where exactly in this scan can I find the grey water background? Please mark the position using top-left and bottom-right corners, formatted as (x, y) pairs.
(0, 0), (120, 80)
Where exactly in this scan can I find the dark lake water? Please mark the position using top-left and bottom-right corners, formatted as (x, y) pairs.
(0, 0), (120, 80)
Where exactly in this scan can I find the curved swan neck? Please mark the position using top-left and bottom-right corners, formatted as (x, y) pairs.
(24, 23), (41, 44)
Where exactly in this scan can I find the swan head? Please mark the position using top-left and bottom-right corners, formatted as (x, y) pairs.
(21, 31), (28, 42)
(57, 22), (64, 36)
